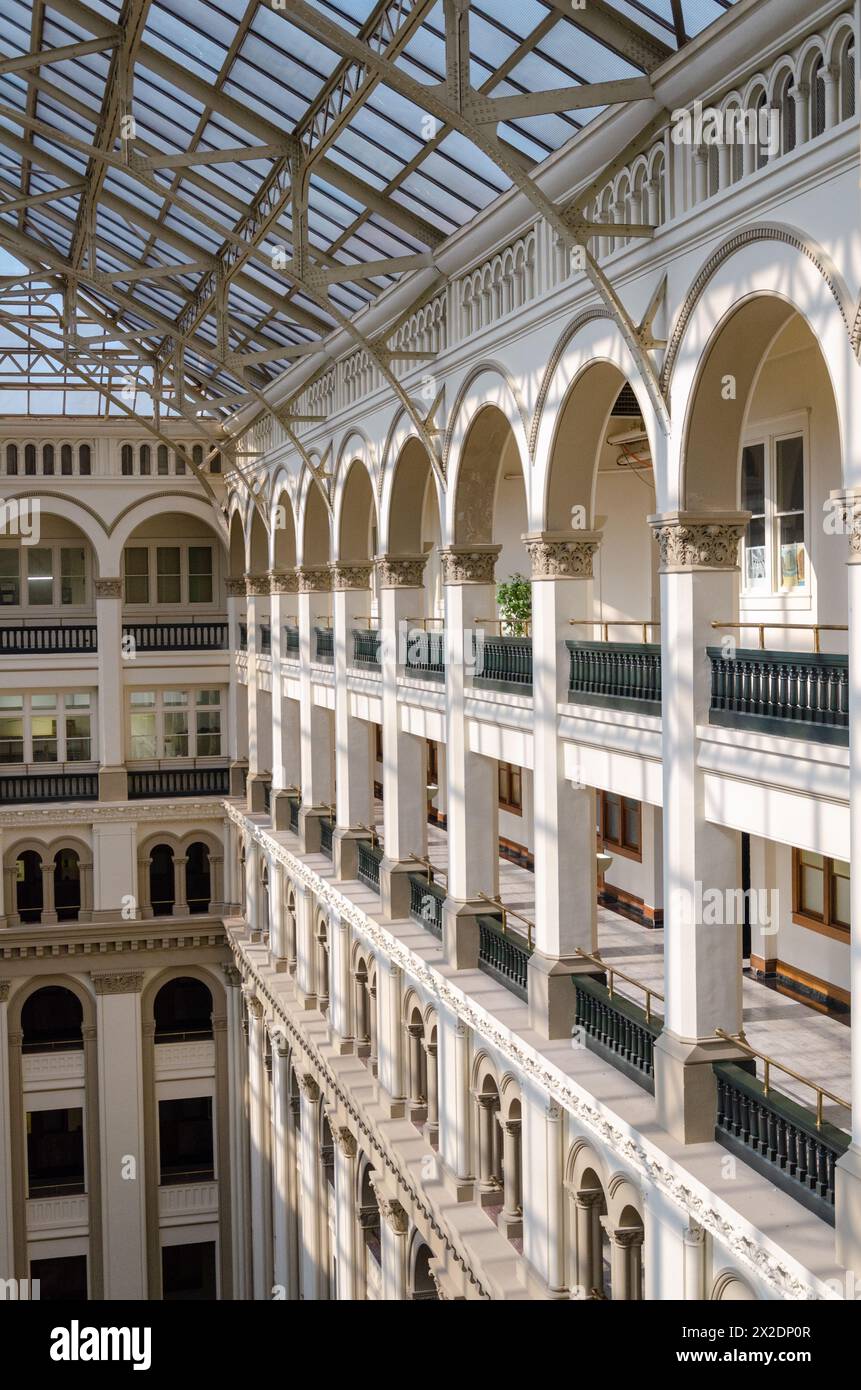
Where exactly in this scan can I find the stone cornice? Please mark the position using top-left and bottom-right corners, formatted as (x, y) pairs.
(524, 531), (602, 580)
(648, 512), (748, 572)
(0, 798), (228, 830)
(224, 800), (824, 1301)
(0, 924), (225, 963)
(374, 554), (428, 589)
(439, 544), (501, 586)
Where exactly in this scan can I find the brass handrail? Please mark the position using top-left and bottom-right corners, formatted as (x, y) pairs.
(477, 892), (534, 949)
(714, 1028), (850, 1129)
(475, 617), (532, 636)
(569, 619), (661, 644)
(574, 947), (664, 1025)
(711, 621), (848, 655)
(356, 821), (382, 851)
(323, 802), (336, 824)
(407, 852), (447, 885)
(405, 616), (444, 628)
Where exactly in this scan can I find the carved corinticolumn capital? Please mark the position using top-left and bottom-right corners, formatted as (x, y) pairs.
(330, 562), (373, 591)
(374, 554), (428, 589)
(245, 572), (271, 597)
(296, 565), (331, 593)
(524, 531), (602, 580)
(94, 577), (123, 599)
(335, 1126), (358, 1158)
(300, 1072), (320, 1102)
(827, 491), (861, 562)
(226, 577), (246, 598)
(270, 568), (298, 594)
(648, 512), (748, 572)
(439, 544), (501, 585)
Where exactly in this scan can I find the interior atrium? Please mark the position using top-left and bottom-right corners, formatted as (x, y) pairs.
(0, 0), (859, 1311)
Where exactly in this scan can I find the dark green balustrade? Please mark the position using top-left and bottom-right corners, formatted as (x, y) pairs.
(477, 914), (531, 999)
(357, 839), (383, 892)
(708, 647), (848, 745)
(474, 635), (533, 693)
(409, 874), (445, 938)
(352, 628), (381, 669)
(573, 974), (661, 1092)
(567, 640), (661, 713)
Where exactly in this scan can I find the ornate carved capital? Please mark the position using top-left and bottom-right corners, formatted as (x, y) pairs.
(369, 1175), (409, 1234)
(270, 568), (299, 594)
(330, 562), (372, 591)
(245, 572), (271, 596)
(524, 531), (602, 580)
(827, 491), (861, 563)
(221, 963), (242, 988)
(375, 553), (428, 589)
(225, 577), (247, 598)
(335, 1126), (357, 1158)
(91, 971), (144, 995)
(244, 993), (264, 1020)
(0, 979), (9, 1004)
(648, 512), (747, 572)
(300, 1072), (320, 1102)
(297, 565), (331, 593)
(94, 577), (122, 599)
(439, 544), (501, 586)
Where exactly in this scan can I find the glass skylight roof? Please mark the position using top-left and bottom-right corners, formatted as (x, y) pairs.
(0, 0), (736, 417)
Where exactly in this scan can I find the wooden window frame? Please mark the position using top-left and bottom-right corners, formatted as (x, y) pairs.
(599, 791), (642, 862)
(498, 761), (522, 816)
(792, 847), (850, 942)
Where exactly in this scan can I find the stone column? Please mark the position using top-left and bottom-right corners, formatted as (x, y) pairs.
(39, 859), (57, 924)
(0, 981), (14, 1281)
(440, 545), (501, 967)
(649, 512), (749, 1142)
(92, 971), (147, 1299)
(270, 568), (301, 828)
(525, 532), (602, 1037)
(408, 1025), (425, 1110)
(331, 563), (374, 880)
(499, 1117), (522, 1240)
(377, 555), (430, 917)
(297, 566), (334, 851)
(330, 911), (353, 1052)
(377, 959), (405, 1116)
(271, 1030), (296, 1299)
(172, 855), (188, 917)
(573, 1188), (604, 1297)
(223, 965), (250, 1299)
(298, 1073), (322, 1299)
(293, 883), (317, 1008)
(609, 1227), (644, 1301)
(823, 62), (840, 128)
(95, 576), (127, 800)
(683, 1222), (706, 1299)
(476, 1094), (500, 1193)
(371, 1179), (409, 1301)
(245, 573), (272, 812)
(226, 577), (249, 796)
(793, 82), (810, 143)
(333, 1125), (358, 1300)
(246, 994), (269, 1299)
(439, 1010), (472, 1197)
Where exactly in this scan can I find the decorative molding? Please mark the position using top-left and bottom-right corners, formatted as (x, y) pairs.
(529, 309), (613, 458)
(827, 491), (861, 564)
(0, 979), (9, 1003)
(225, 800), (824, 1301)
(91, 971), (144, 995)
(374, 554), (428, 589)
(300, 1072), (320, 1102)
(648, 513), (747, 572)
(225, 577), (246, 598)
(524, 531), (602, 580)
(0, 798), (226, 830)
(1, 926), (224, 962)
(439, 545), (501, 586)
(330, 562), (372, 591)
(270, 568), (299, 594)
(94, 577), (122, 599)
(297, 565), (332, 593)
(245, 572), (270, 597)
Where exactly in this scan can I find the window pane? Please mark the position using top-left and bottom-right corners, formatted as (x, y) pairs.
(0, 718), (23, 762)
(832, 860), (850, 927)
(776, 438), (804, 512)
(188, 547), (213, 604)
(60, 548), (86, 605)
(0, 550), (19, 605)
(27, 549), (53, 605)
(623, 798), (640, 850)
(65, 715), (91, 762)
(163, 690), (188, 706)
(64, 693), (90, 709)
(799, 851), (825, 916)
(157, 548), (181, 604)
(163, 711), (189, 758)
(741, 443), (765, 514)
(32, 695), (56, 711)
(196, 710), (221, 755)
(195, 689), (220, 706)
(603, 794), (621, 844)
(32, 717), (58, 761)
(130, 712), (156, 759)
(130, 691), (155, 708)
(124, 549), (149, 605)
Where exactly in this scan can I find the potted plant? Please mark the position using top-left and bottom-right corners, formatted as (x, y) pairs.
(496, 573), (531, 637)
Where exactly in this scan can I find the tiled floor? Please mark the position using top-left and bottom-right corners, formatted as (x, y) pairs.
(419, 817), (851, 1130)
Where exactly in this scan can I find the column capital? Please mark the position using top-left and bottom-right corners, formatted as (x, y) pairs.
(329, 561), (373, 590)
(375, 553), (428, 588)
(523, 530), (602, 580)
(827, 490), (861, 563)
(0, 979), (9, 1003)
(245, 571), (271, 596)
(369, 1175), (409, 1234)
(648, 511), (748, 572)
(296, 565), (332, 593)
(335, 1126), (358, 1158)
(226, 577), (247, 598)
(221, 963), (242, 988)
(244, 992), (264, 1020)
(300, 1072), (320, 1102)
(439, 543), (501, 585)
(609, 1225), (645, 1250)
(94, 577), (123, 599)
(91, 971), (144, 995)
(270, 567), (298, 594)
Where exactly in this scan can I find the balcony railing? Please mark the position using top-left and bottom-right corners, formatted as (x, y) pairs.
(283, 624), (299, 659)
(0, 623), (98, 654)
(408, 873), (445, 938)
(0, 771), (98, 804)
(474, 634), (532, 693)
(258, 624), (271, 654)
(477, 914), (531, 999)
(567, 640), (661, 713)
(314, 626), (334, 663)
(574, 974), (662, 1093)
(707, 648), (848, 745)
(403, 623), (445, 681)
(288, 794), (300, 833)
(356, 838), (383, 892)
(123, 621), (228, 651)
(127, 765), (230, 799)
(320, 817), (333, 858)
(352, 628), (381, 670)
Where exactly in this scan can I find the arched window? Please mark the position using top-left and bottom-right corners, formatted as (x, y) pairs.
(185, 841), (211, 914)
(16, 850), (43, 923)
(840, 38), (856, 120)
(60, 443), (73, 475)
(5, 443), (17, 475)
(175, 449), (186, 475)
(315, 918), (329, 1015)
(406, 1008), (427, 1117)
(42, 444), (54, 475)
(210, 451), (222, 474)
(192, 444), (203, 469)
(22, 986), (83, 1053)
(157, 444), (170, 475)
(79, 444), (91, 475)
(811, 55), (827, 137)
(154, 976), (213, 1042)
(358, 1165), (382, 1294)
(775, 72), (796, 153)
(612, 1204), (645, 1301)
(121, 443), (134, 475)
(707, 144), (720, 198)
(651, 152), (666, 224)
(139, 444), (151, 476)
(149, 844), (175, 917)
(53, 848), (81, 922)
(753, 90), (770, 168)
(24, 443), (36, 475)
(411, 1243), (438, 1301)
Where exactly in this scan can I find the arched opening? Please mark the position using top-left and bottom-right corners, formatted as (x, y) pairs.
(577, 1166), (610, 1299)
(611, 1202), (645, 1300)
(411, 1242), (438, 1300)
(53, 848), (81, 922)
(474, 1072), (502, 1198)
(0, 514), (93, 617)
(228, 509), (246, 584)
(315, 917), (330, 1016)
(21, 986), (83, 1052)
(185, 841), (211, 914)
(154, 976), (214, 1043)
(122, 513), (223, 611)
(301, 480), (331, 570)
(16, 851), (43, 924)
(405, 1006), (427, 1120)
(358, 1162), (382, 1298)
(149, 844), (176, 917)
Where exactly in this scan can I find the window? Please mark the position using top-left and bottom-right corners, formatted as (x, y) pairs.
(498, 761), (522, 814)
(157, 444), (170, 475)
(60, 547), (86, 605)
(599, 791), (641, 859)
(427, 739), (438, 787)
(61, 443), (73, 475)
(79, 444), (91, 476)
(121, 443), (134, 475)
(158, 1096), (214, 1184)
(161, 1242), (216, 1301)
(139, 444), (151, 476)
(128, 689), (223, 760)
(30, 1255), (88, 1302)
(27, 549), (53, 606)
(123, 544), (216, 606)
(841, 40), (856, 120)
(812, 55), (827, 137)
(793, 849), (850, 938)
(0, 693), (92, 765)
(27, 1107), (85, 1196)
(0, 545), (88, 609)
(0, 549), (19, 605)
(5, 444), (17, 475)
(43, 444), (54, 475)
(741, 426), (807, 595)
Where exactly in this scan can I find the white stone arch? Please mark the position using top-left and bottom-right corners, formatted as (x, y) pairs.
(766, 55), (798, 108)
(711, 1269), (757, 1301)
(565, 1136), (611, 1195)
(0, 491), (108, 569)
(664, 228), (861, 511)
(740, 70), (770, 109)
(379, 408), (444, 557)
(605, 1173), (644, 1228)
(442, 363), (531, 546)
(295, 465), (333, 569)
(332, 431), (379, 565)
(105, 493), (228, 575)
(825, 11), (856, 67)
(796, 33), (828, 88)
(268, 468), (299, 570)
(498, 1071), (522, 1120)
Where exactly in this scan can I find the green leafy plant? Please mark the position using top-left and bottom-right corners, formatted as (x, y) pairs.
(496, 573), (531, 636)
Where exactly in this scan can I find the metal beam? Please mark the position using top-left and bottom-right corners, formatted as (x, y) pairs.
(470, 76), (653, 123)
(141, 144), (286, 170)
(539, 0), (672, 72)
(0, 182), (85, 215)
(0, 34), (121, 74)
